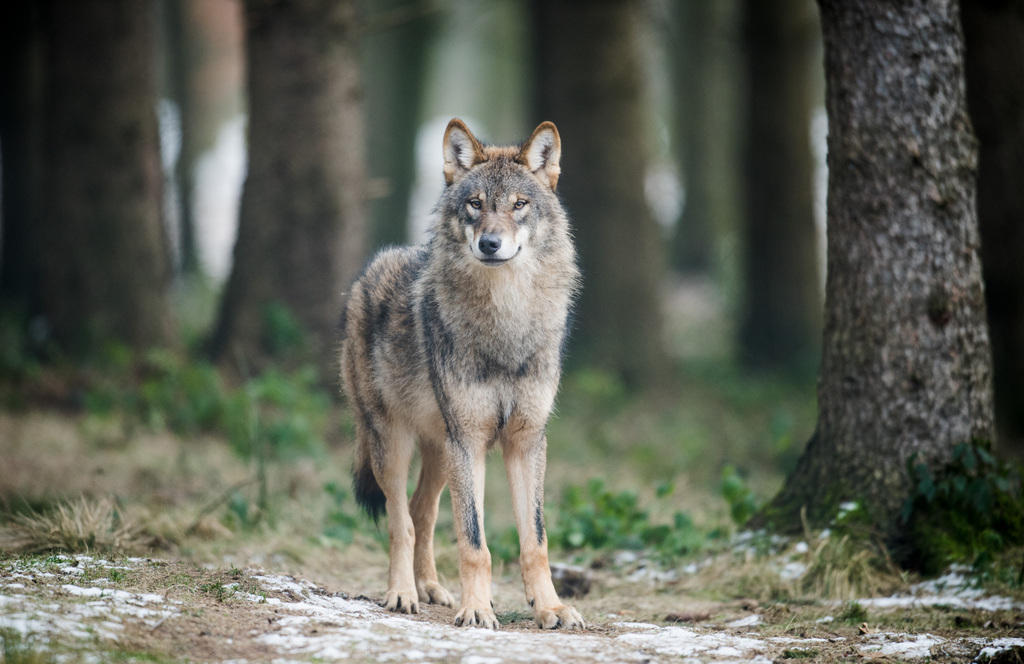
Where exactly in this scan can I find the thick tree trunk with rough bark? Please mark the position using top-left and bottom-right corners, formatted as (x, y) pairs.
(211, 0), (366, 373)
(34, 0), (172, 350)
(533, 0), (666, 386)
(737, 0), (821, 372)
(764, 0), (995, 531)
(961, 0), (1024, 456)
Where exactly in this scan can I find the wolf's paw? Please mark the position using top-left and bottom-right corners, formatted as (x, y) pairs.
(417, 580), (454, 607)
(534, 604), (585, 630)
(381, 588), (419, 614)
(454, 604), (499, 629)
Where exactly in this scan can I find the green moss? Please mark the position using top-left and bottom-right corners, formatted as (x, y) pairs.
(900, 441), (1024, 576)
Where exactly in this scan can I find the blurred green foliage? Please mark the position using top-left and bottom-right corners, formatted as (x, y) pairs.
(721, 464), (760, 526)
(901, 441), (1024, 576)
(490, 478), (712, 564)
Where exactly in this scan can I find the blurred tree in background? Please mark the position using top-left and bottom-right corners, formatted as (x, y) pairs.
(533, 0), (667, 386)
(962, 0), (1024, 457)
(765, 0), (994, 534)
(737, 0), (821, 373)
(159, 0), (245, 277)
(668, 0), (738, 275)
(0, 3), (40, 314)
(361, 0), (436, 249)
(4, 0), (173, 352)
(210, 0), (366, 374)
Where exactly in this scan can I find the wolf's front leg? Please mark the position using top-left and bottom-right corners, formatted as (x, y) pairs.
(447, 439), (499, 629)
(504, 433), (584, 629)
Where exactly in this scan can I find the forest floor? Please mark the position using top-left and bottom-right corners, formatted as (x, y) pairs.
(2, 410), (1023, 663)
(2, 551), (1023, 663)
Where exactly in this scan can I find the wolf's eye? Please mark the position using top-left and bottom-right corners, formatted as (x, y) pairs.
(514, 199), (528, 210)
(468, 198), (482, 210)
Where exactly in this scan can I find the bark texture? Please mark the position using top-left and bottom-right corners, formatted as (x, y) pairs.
(738, 0), (821, 372)
(0, 3), (41, 308)
(34, 0), (172, 350)
(211, 0), (366, 373)
(533, 0), (666, 385)
(765, 0), (995, 529)
(961, 0), (1024, 455)
(362, 0), (434, 248)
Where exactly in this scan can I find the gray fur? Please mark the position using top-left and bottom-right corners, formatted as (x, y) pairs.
(340, 119), (583, 629)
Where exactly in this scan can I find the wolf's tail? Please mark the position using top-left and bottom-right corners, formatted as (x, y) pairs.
(352, 447), (386, 523)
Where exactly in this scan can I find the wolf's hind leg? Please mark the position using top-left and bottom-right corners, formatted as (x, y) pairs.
(374, 426), (419, 614)
(504, 433), (584, 629)
(410, 441), (454, 606)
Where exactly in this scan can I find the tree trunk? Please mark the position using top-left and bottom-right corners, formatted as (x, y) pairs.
(361, 0), (434, 248)
(211, 0), (366, 374)
(533, 0), (666, 386)
(737, 0), (821, 372)
(0, 3), (41, 309)
(34, 0), (172, 351)
(160, 0), (200, 276)
(961, 0), (1024, 456)
(763, 0), (995, 532)
(669, 0), (738, 275)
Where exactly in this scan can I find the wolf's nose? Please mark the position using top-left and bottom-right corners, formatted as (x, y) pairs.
(479, 234), (502, 256)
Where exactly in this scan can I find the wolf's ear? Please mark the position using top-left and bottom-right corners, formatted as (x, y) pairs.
(517, 121), (561, 190)
(443, 118), (486, 184)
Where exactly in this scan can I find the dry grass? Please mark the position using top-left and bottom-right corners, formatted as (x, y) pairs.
(1, 496), (149, 554)
(800, 533), (905, 599)
(679, 533), (907, 604)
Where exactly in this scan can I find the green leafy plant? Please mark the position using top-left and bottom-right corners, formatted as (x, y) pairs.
(548, 479), (705, 562)
(137, 349), (226, 434)
(901, 441), (1024, 575)
(721, 465), (759, 526)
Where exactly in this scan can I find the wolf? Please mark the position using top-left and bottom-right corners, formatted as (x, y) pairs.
(339, 118), (583, 630)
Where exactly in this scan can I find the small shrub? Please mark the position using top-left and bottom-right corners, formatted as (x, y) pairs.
(549, 479), (705, 561)
(137, 349), (226, 434)
(721, 465), (759, 527)
(901, 442), (1024, 575)
(836, 600), (868, 624)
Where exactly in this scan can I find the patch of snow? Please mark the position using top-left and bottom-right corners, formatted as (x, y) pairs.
(793, 541), (809, 554)
(626, 564), (678, 584)
(860, 633), (944, 658)
(815, 615), (834, 623)
(612, 622), (661, 631)
(616, 625), (770, 659)
(726, 614), (762, 628)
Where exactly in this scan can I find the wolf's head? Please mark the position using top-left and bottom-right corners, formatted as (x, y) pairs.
(435, 119), (566, 268)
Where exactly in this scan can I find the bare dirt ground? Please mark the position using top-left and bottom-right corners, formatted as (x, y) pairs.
(2, 553), (1023, 663)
